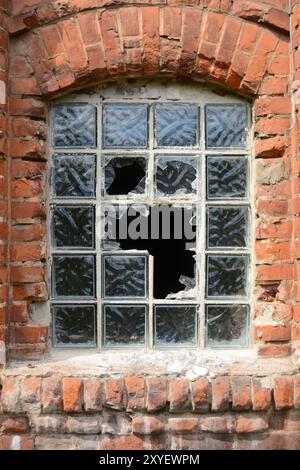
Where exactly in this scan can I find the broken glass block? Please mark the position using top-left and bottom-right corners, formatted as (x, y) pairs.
(52, 154), (96, 198)
(207, 206), (249, 249)
(206, 305), (249, 348)
(103, 255), (147, 298)
(103, 104), (148, 148)
(155, 156), (198, 197)
(52, 255), (95, 298)
(51, 205), (94, 249)
(155, 103), (198, 147)
(104, 304), (146, 346)
(207, 156), (247, 200)
(206, 105), (248, 148)
(104, 156), (147, 196)
(154, 305), (197, 346)
(206, 255), (248, 298)
(53, 104), (97, 148)
(52, 304), (96, 347)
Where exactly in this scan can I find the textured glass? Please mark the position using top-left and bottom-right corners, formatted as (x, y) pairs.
(52, 305), (96, 347)
(104, 305), (146, 346)
(104, 156), (146, 196)
(53, 104), (96, 148)
(103, 104), (148, 148)
(103, 255), (147, 298)
(52, 206), (94, 249)
(207, 256), (248, 298)
(207, 206), (248, 249)
(206, 305), (249, 348)
(207, 157), (247, 200)
(154, 305), (197, 346)
(206, 105), (248, 148)
(155, 156), (198, 197)
(52, 154), (96, 198)
(155, 104), (198, 147)
(52, 256), (95, 298)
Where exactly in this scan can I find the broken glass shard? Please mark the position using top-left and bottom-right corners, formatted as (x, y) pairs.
(52, 154), (96, 198)
(206, 105), (248, 148)
(104, 304), (146, 346)
(155, 156), (198, 197)
(103, 104), (148, 148)
(206, 305), (249, 348)
(52, 305), (96, 347)
(53, 104), (97, 148)
(103, 255), (147, 298)
(207, 156), (247, 200)
(207, 206), (248, 249)
(155, 104), (198, 147)
(206, 255), (248, 298)
(52, 255), (95, 298)
(154, 305), (197, 346)
(104, 156), (147, 196)
(52, 205), (94, 249)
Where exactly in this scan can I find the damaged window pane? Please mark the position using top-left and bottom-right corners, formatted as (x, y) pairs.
(103, 104), (148, 148)
(104, 304), (146, 347)
(207, 206), (249, 249)
(206, 105), (248, 148)
(103, 255), (147, 298)
(52, 255), (95, 299)
(155, 104), (198, 147)
(206, 305), (249, 348)
(206, 255), (248, 298)
(155, 156), (198, 198)
(154, 305), (197, 346)
(53, 104), (97, 148)
(52, 154), (96, 198)
(52, 305), (97, 347)
(104, 156), (147, 196)
(52, 205), (94, 249)
(207, 156), (247, 200)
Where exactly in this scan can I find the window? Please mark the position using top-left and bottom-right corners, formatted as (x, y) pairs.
(49, 82), (252, 350)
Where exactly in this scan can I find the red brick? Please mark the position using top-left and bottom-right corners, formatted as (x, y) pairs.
(12, 160), (45, 179)
(201, 416), (234, 433)
(99, 10), (124, 74)
(132, 416), (166, 435)
(11, 224), (46, 242)
(13, 282), (47, 301)
(236, 415), (269, 433)
(255, 136), (286, 158)
(179, 8), (202, 74)
(83, 378), (103, 412)
(125, 376), (145, 412)
(42, 376), (62, 413)
(231, 376), (251, 410)
(274, 376), (293, 410)
(256, 264), (293, 282)
(212, 376), (230, 412)
(78, 12), (101, 45)
(0, 416), (28, 434)
(255, 117), (290, 136)
(14, 325), (47, 344)
(256, 199), (288, 217)
(169, 379), (190, 412)
(63, 377), (83, 413)
(21, 376), (41, 403)
(120, 7), (139, 37)
(252, 378), (272, 410)
(58, 18), (88, 74)
(294, 375), (300, 409)
(9, 98), (45, 118)
(255, 96), (291, 116)
(10, 243), (44, 262)
(11, 179), (42, 198)
(191, 378), (210, 413)
(11, 265), (45, 284)
(255, 325), (291, 342)
(258, 343), (291, 357)
(105, 378), (124, 410)
(238, 22), (258, 52)
(146, 376), (167, 412)
(40, 25), (64, 58)
(99, 435), (147, 451)
(169, 417), (199, 434)
(141, 6), (160, 74)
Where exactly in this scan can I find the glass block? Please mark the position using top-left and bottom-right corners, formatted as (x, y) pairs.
(206, 105), (248, 148)
(206, 256), (248, 298)
(51, 206), (94, 249)
(206, 305), (249, 348)
(104, 304), (146, 347)
(155, 156), (198, 197)
(207, 206), (249, 249)
(52, 255), (95, 298)
(103, 255), (147, 298)
(207, 156), (247, 200)
(154, 305), (197, 346)
(53, 104), (96, 148)
(52, 154), (96, 198)
(103, 104), (148, 148)
(52, 305), (96, 347)
(104, 156), (147, 196)
(155, 104), (198, 148)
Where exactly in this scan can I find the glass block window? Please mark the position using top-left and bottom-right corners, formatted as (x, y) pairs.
(50, 84), (252, 350)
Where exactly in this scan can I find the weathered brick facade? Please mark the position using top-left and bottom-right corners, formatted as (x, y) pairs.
(1, 0), (300, 450)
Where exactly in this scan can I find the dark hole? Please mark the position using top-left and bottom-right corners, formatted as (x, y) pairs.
(106, 161), (146, 195)
(106, 207), (196, 299)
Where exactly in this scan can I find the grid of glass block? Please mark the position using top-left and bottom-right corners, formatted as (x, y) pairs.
(50, 96), (252, 349)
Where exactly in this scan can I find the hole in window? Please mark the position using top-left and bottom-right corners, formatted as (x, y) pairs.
(50, 81), (251, 350)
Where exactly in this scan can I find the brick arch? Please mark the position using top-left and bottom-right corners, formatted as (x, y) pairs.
(10, 5), (289, 99)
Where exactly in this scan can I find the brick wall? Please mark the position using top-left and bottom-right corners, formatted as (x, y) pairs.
(0, 0), (300, 450)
